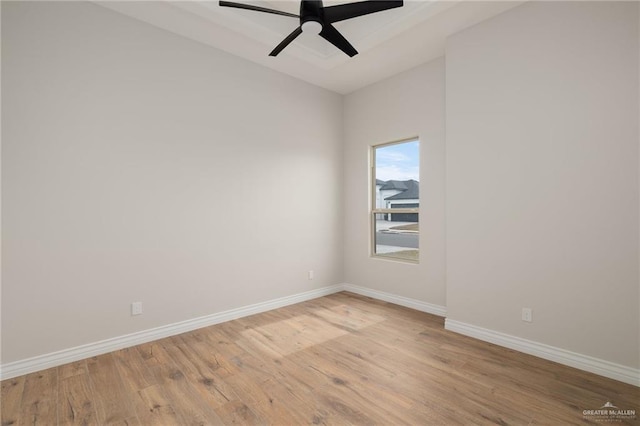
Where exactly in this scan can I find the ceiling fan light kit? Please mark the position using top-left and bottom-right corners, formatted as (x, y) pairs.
(301, 20), (323, 35)
(219, 0), (404, 57)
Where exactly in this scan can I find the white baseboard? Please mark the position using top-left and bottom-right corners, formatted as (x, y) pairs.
(6, 284), (635, 388)
(0, 284), (343, 380)
(445, 319), (640, 387)
(342, 283), (447, 317)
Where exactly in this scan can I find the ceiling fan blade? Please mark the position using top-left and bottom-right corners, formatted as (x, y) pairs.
(219, 1), (299, 18)
(319, 24), (358, 57)
(323, 1), (403, 24)
(269, 26), (303, 56)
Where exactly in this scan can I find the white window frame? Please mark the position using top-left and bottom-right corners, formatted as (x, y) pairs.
(370, 137), (420, 263)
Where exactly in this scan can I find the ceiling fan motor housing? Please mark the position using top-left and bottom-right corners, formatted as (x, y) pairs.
(300, 0), (324, 27)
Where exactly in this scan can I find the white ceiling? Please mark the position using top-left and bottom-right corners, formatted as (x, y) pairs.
(97, 1), (525, 94)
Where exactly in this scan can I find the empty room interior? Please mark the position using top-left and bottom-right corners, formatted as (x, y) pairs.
(1, 0), (639, 424)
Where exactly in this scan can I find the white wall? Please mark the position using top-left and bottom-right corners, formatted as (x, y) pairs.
(446, 1), (639, 368)
(343, 58), (446, 306)
(1, 1), (343, 364)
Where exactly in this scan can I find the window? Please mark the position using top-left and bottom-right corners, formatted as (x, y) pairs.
(371, 138), (419, 262)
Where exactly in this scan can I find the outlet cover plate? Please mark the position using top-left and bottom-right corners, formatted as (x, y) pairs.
(131, 302), (143, 316)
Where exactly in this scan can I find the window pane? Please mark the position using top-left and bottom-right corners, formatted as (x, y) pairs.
(373, 139), (419, 262)
(374, 214), (419, 261)
(374, 140), (419, 210)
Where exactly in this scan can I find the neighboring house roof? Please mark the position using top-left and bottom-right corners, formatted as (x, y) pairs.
(376, 179), (386, 186)
(384, 179), (419, 200)
(380, 180), (408, 191)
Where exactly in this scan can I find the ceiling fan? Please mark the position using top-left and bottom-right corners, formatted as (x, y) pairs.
(219, 0), (404, 57)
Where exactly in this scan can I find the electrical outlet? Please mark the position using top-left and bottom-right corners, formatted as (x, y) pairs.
(131, 302), (143, 316)
(522, 308), (532, 322)
(308, 270), (314, 280)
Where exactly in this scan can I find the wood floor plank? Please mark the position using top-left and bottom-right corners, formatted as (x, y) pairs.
(219, 356), (320, 424)
(162, 337), (235, 409)
(2, 292), (638, 425)
(215, 400), (263, 425)
(1, 375), (26, 426)
(311, 384), (379, 425)
(86, 354), (138, 425)
(312, 303), (387, 332)
(18, 368), (58, 426)
(113, 345), (185, 425)
(180, 335), (239, 380)
(253, 400), (313, 426)
(58, 361), (87, 381)
(112, 347), (157, 392)
(134, 384), (184, 425)
(58, 373), (98, 426)
(138, 341), (226, 425)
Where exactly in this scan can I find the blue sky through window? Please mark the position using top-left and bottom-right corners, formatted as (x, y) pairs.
(375, 140), (419, 182)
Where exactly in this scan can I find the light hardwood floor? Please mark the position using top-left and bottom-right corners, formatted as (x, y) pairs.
(2, 292), (638, 425)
